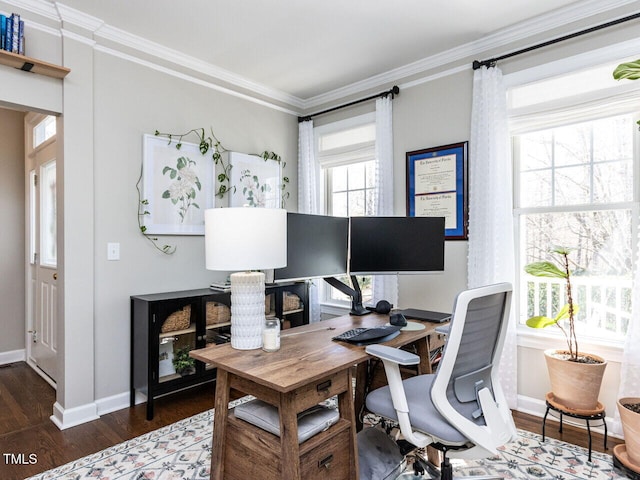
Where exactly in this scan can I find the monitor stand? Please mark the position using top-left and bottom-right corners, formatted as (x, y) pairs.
(324, 275), (370, 316)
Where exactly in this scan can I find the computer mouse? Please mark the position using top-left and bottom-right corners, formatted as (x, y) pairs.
(389, 312), (407, 327)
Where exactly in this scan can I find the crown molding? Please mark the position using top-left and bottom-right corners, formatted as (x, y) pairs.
(304, 0), (640, 109)
(93, 23), (306, 110)
(7, 0), (638, 114)
(0, 0), (58, 20)
(56, 3), (103, 32)
(93, 43), (299, 117)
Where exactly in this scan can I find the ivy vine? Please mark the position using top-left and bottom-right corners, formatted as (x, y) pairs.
(136, 167), (177, 255)
(137, 127), (289, 254)
(154, 128), (289, 203)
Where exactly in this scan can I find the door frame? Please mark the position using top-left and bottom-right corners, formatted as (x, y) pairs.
(24, 111), (58, 388)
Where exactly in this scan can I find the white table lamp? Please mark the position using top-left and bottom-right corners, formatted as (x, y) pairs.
(205, 207), (287, 350)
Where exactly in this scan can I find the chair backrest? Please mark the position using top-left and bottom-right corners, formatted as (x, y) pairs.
(430, 282), (515, 454)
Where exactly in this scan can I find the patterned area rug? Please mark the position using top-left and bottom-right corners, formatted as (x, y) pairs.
(448, 429), (627, 479)
(26, 400), (628, 480)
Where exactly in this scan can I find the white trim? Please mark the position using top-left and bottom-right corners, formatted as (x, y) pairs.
(9, 0), (635, 112)
(61, 28), (97, 47)
(95, 391), (132, 416)
(314, 113), (376, 167)
(504, 37), (640, 89)
(305, 0), (639, 108)
(50, 401), (99, 430)
(96, 25), (304, 110)
(93, 44), (299, 117)
(55, 2), (104, 32)
(1, 0), (59, 21)
(26, 358), (56, 388)
(517, 328), (624, 364)
(0, 349), (26, 365)
(320, 302), (350, 318)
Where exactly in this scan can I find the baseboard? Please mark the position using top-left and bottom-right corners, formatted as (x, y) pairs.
(516, 394), (547, 418)
(0, 349), (26, 365)
(95, 391), (134, 416)
(516, 394), (623, 440)
(51, 401), (100, 430)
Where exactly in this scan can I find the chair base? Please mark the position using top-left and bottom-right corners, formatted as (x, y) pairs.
(404, 450), (504, 480)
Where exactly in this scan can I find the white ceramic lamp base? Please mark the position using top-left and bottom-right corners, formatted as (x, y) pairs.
(230, 271), (265, 350)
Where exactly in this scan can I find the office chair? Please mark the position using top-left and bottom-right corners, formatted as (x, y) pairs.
(364, 283), (516, 480)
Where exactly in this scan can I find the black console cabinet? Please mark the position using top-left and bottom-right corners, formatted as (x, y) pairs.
(130, 282), (309, 419)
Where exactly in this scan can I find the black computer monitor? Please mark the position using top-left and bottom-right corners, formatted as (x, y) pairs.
(349, 216), (445, 274)
(273, 212), (349, 282)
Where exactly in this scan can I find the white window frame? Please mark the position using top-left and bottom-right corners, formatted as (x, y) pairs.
(314, 113), (376, 308)
(507, 42), (640, 362)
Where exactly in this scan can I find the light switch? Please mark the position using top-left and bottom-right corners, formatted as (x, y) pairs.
(107, 242), (120, 261)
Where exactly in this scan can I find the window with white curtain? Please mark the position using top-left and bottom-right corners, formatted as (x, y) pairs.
(511, 58), (640, 345)
(315, 113), (376, 305)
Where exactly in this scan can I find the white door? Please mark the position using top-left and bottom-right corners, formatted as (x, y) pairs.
(26, 114), (58, 384)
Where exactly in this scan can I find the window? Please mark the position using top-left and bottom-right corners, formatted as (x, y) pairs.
(40, 159), (57, 268)
(512, 62), (639, 345)
(33, 115), (56, 148)
(315, 114), (376, 305)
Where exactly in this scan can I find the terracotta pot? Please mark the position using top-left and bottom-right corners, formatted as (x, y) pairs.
(618, 397), (640, 466)
(544, 349), (607, 411)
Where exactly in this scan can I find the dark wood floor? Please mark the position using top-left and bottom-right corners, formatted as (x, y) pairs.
(0, 362), (622, 480)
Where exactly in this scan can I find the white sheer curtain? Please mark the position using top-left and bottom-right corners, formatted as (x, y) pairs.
(372, 95), (398, 308)
(468, 66), (517, 408)
(298, 119), (322, 323)
(614, 238), (640, 434)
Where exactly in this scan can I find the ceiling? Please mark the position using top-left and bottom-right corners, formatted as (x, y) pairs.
(54, 0), (628, 104)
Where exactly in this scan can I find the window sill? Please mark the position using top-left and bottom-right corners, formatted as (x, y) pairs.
(320, 302), (350, 317)
(516, 326), (623, 363)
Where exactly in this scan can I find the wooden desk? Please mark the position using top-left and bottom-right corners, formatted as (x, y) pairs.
(190, 313), (443, 480)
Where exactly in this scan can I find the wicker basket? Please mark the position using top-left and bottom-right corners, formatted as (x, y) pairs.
(265, 295), (273, 315)
(283, 292), (302, 312)
(206, 301), (231, 325)
(161, 305), (191, 333)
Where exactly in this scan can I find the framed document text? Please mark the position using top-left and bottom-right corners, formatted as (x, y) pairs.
(406, 142), (468, 240)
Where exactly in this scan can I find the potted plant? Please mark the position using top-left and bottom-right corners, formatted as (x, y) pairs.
(524, 246), (606, 411)
(616, 398), (640, 472)
(612, 60), (640, 473)
(172, 346), (195, 376)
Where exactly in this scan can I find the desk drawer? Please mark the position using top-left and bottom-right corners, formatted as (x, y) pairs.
(294, 371), (350, 411)
(300, 429), (351, 480)
(428, 332), (445, 350)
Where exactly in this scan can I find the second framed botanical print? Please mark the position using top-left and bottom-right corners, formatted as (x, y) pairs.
(406, 142), (468, 240)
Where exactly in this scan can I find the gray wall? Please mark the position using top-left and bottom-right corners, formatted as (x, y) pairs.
(91, 52), (298, 399)
(0, 108), (25, 353)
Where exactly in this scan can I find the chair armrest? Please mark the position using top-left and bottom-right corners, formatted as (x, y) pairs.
(365, 344), (432, 448)
(365, 344), (420, 365)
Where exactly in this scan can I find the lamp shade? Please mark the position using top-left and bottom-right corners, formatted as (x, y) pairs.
(205, 208), (287, 271)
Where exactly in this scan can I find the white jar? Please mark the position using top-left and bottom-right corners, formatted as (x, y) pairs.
(262, 318), (281, 352)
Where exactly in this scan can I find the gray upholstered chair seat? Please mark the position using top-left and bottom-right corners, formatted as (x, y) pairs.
(366, 374), (468, 444)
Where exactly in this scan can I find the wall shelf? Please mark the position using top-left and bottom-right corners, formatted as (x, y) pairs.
(0, 50), (70, 79)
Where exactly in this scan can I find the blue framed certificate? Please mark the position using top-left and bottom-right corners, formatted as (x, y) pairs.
(406, 142), (468, 240)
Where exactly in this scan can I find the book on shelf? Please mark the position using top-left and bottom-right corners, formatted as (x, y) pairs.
(10, 13), (19, 53)
(209, 282), (231, 292)
(18, 18), (23, 55)
(1, 13), (24, 54)
(0, 15), (6, 51)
